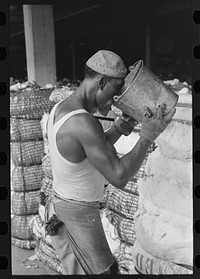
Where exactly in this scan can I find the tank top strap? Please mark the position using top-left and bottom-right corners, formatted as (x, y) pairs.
(48, 102), (59, 129)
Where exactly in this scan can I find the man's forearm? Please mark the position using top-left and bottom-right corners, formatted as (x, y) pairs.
(105, 124), (122, 145)
(119, 136), (152, 187)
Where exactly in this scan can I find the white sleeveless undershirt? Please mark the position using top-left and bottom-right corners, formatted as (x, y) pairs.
(47, 102), (105, 202)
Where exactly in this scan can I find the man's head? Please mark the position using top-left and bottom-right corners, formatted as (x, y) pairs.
(84, 50), (127, 115)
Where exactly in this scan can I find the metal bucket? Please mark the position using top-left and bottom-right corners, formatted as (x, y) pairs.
(113, 60), (178, 122)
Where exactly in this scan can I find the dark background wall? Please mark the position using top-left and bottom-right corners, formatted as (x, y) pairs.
(10, 0), (196, 83)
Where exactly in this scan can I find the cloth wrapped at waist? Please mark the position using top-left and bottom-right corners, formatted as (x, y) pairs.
(44, 191), (103, 236)
(45, 214), (64, 236)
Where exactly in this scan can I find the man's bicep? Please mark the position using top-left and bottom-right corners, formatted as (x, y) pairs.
(86, 137), (118, 175)
(77, 118), (120, 178)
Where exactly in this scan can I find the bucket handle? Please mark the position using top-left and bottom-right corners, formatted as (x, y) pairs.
(132, 60), (143, 67)
(130, 60), (143, 81)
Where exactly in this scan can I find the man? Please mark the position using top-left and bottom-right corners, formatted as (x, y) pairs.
(47, 50), (175, 274)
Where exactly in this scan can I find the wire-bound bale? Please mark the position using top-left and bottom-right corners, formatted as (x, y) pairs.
(10, 118), (43, 142)
(11, 190), (40, 215)
(11, 140), (44, 166)
(10, 87), (55, 119)
(12, 165), (43, 192)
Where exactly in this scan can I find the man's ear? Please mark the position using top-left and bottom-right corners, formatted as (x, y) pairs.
(99, 77), (107, 90)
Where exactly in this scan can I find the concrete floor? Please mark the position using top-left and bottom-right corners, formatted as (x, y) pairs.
(12, 244), (138, 275)
(12, 245), (60, 275)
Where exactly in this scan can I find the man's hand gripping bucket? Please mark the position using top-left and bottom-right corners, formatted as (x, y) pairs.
(113, 60), (178, 122)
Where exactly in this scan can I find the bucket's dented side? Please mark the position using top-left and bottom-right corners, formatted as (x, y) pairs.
(113, 60), (179, 123)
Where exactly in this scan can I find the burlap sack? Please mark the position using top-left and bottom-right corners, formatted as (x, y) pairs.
(49, 87), (74, 103)
(11, 140), (44, 166)
(124, 178), (139, 194)
(12, 237), (36, 250)
(114, 242), (134, 274)
(40, 176), (53, 197)
(105, 210), (136, 245)
(12, 165), (43, 192)
(105, 185), (139, 219)
(135, 217), (193, 267)
(132, 240), (192, 275)
(10, 87), (55, 119)
(11, 214), (35, 240)
(29, 214), (52, 245)
(11, 190), (40, 215)
(42, 155), (53, 180)
(35, 238), (63, 274)
(10, 118), (43, 142)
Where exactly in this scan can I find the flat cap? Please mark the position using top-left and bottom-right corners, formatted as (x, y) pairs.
(86, 50), (127, 78)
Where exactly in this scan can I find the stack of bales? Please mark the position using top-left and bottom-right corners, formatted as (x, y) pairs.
(103, 131), (155, 274)
(10, 83), (55, 249)
(102, 79), (193, 274)
(30, 87), (75, 273)
(132, 79), (193, 275)
(30, 111), (63, 274)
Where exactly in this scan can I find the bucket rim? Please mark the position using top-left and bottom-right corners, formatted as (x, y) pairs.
(113, 60), (143, 103)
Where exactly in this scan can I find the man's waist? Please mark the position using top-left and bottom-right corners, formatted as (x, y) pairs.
(53, 190), (101, 208)
(52, 181), (104, 202)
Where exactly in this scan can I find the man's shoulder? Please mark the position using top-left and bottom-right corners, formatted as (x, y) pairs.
(68, 112), (104, 142)
(74, 112), (103, 131)
(59, 110), (103, 135)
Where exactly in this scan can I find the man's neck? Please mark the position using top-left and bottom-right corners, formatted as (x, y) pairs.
(75, 80), (97, 114)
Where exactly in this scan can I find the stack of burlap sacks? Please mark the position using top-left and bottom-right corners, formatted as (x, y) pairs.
(103, 130), (155, 274)
(29, 87), (76, 274)
(10, 84), (55, 249)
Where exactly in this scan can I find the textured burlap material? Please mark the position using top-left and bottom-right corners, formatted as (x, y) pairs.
(10, 118), (43, 142)
(11, 190), (40, 215)
(11, 141), (44, 166)
(10, 87), (55, 119)
(12, 165), (43, 192)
